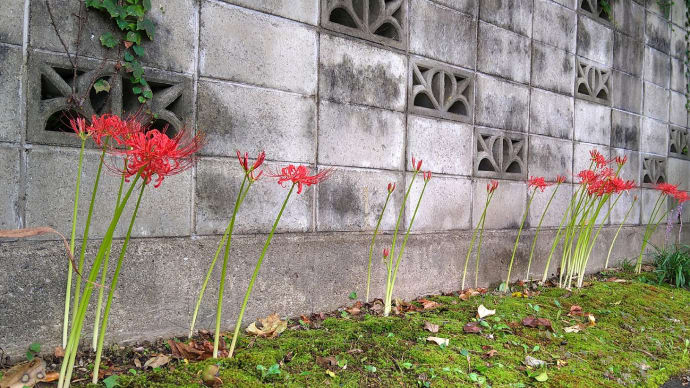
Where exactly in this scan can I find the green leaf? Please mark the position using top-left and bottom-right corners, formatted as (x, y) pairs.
(126, 31), (142, 45)
(267, 364), (280, 376)
(401, 362), (413, 369)
(133, 86), (142, 95)
(534, 372), (548, 382)
(85, 0), (104, 9)
(116, 18), (130, 30)
(126, 4), (145, 17)
(143, 0), (152, 11)
(94, 79), (111, 93)
(142, 89), (153, 99)
(132, 44), (145, 57)
(137, 18), (156, 40)
(348, 291), (357, 300)
(103, 375), (120, 388)
(103, 0), (122, 17)
(124, 51), (135, 62)
(138, 96), (147, 103)
(139, 78), (148, 86)
(28, 343), (41, 353)
(364, 365), (377, 373)
(26, 351), (34, 361)
(100, 33), (119, 48)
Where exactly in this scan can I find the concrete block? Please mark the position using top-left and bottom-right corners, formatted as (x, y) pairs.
(25, 146), (192, 239)
(319, 34), (406, 111)
(195, 158), (313, 235)
(643, 81), (670, 122)
(530, 88), (574, 139)
(318, 101), (404, 170)
(645, 11), (671, 53)
(321, 0), (408, 49)
(609, 191), (641, 224)
(641, 187), (667, 223)
(0, 0), (23, 45)
(475, 75), (530, 132)
(671, 25), (686, 59)
(577, 15), (613, 66)
(611, 110), (640, 150)
(611, 147), (641, 182)
(0, 45), (22, 143)
(640, 154), (668, 188)
(474, 127), (528, 180)
(613, 32), (644, 76)
(404, 173), (472, 231)
(223, 0), (318, 24)
(613, 0), (645, 40)
(477, 22), (531, 84)
(528, 183), (574, 228)
(472, 179), (526, 229)
(479, 0), (533, 36)
(670, 57), (687, 93)
(409, 0), (477, 69)
(640, 117), (668, 155)
(643, 46), (671, 88)
(407, 115), (473, 176)
(432, 0), (478, 15)
(672, 0), (688, 27)
(200, 1), (317, 94)
(574, 99), (611, 145)
(0, 145), (20, 229)
(408, 57), (474, 123)
(532, 42), (576, 96)
(575, 57), (612, 105)
(611, 70), (642, 114)
(554, 0), (578, 9)
(196, 80), (316, 162)
(573, 142), (610, 174)
(669, 125), (690, 159)
(528, 135), (573, 182)
(667, 157), (690, 190)
(670, 91), (688, 127)
(533, 0), (577, 52)
(317, 167), (403, 232)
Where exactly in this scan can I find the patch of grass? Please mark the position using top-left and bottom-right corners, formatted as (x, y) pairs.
(647, 245), (690, 288)
(80, 275), (690, 387)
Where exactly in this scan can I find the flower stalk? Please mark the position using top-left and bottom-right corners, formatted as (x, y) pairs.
(365, 183), (394, 302)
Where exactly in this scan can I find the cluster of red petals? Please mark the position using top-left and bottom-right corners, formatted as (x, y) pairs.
(87, 114), (131, 146)
(614, 155), (628, 167)
(383, 248), (390, 258)
(423, 171), (432, 182)
(655, 183), (688, 203)
(589, 150), (607, 168)
(486, 180), (499, 194)
(69, 117), (88, 137)
(236, 150), (265, 181)
(556, 175), (567, 184)
(411, 156), (423, 172)
(528, 176), (549, 192)
(272, 165), (332, 194)
(119, 129), (205, 188)
(387, 182), (396, 193)
(675, 190), (689, 204)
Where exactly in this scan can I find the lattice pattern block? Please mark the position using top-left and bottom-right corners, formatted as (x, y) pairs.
(321, 0), (407, 49)
(575, 58), (612, 106)
(408, 59), (473, 123)
(578, 0), (610, 24)
(669, 126), (689, 159)
(473, 127), (527, 180)
(640, 156), (667, 187)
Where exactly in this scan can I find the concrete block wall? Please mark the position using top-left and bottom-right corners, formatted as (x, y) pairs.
(1, 0), (689, 356)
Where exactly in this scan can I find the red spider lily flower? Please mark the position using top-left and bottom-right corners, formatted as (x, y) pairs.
(236, 150), (249, 171)
(87, 114), (130, 147)
(577, 169), (598, 185)
(607, 177), (636, 194)
(487, 180), (499, 194)
(674, 190), (689, 203)
(556, 175), (567, 184)
(116, 129), (205, 188)
(383, 248), (390, 258)
(411, 156), (423, 172)
(423, 171), (432, 182)
(614, 155), (628, 167)
(589, 149), (607, 168)
(272, 165), (333, 194)
(655, 183), (679, 196)
(387, 182), (396, 193)
(248, 169), (263, 182)
(252, 151), (266, 171)
(237, 150), (265, 177)
(70, 116), (88, 139)
(528, 176), (549, 192)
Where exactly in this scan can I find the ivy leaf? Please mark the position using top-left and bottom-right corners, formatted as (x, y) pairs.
(139, 78), (148, 87)
(142, 89), (153, 99)
(100, 33), (119, 48)
(138, 96), (147, 104)
(126, 4), (145, 17)
(126, 31), (142, 45)
(132, 44), (145, 57)
(124, 51), (134, 62)
(533, 372), (548, 382)
(103, 0), (122, 17)
(137, 18), (156, 40)
(143, 0), (152, 11)
(94, 79), (111, 93)
(116, 18), (130, 30)
(29, 343), (41, 353)
(85, 0), (104, 9)
(103, 375), (120, 388)
(132, 86), (142, 95)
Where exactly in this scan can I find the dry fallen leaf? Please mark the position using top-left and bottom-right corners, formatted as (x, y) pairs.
(525, 355), (546, 368)
(423, 321), (439, 333)
(419, 298), (440, 310)
(426, 337), (449, 346)
(477, 304), (496, 319)
(564, 324), (582, 333)
(587, 313), (596, 326)
(53, 346), (65, 358)
(556, 359), (568, 368)
(459, 288), (482, 301)
(521, 316), (553, 331)
(134, 358), (142, 368)
(200, 364), (222, 387)
(346, 301), (362, 315)
(299, 315), (311, 325)
(246, 313), (288, 338)
(568, 305), (584, 316)
(316, 356), (338, 370)
(483, 349), (498, 359)
(463, 322), (482, 334)
(144, 354), (170, 369)
(169, 339), (223, 361)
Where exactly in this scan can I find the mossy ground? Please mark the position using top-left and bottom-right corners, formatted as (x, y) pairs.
(64, 273), (690, 387)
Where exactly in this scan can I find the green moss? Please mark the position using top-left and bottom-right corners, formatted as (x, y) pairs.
(81, 277), (690, 387)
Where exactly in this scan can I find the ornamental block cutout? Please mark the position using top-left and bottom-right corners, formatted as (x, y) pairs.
(669, 126), (689, 159)
(578, 0), (610, 24)
(575, 58), (611, 106)
(641, 156), (667, 187)
(408, 59), (473, 123)
(321, 0), (407, 49)
(27, 51), (193, 147)
(474, 127), (527, 180)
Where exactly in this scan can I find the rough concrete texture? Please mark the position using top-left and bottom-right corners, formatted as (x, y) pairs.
(528, 183), (573, 228)
(0, 145), (20, 229)
(670, 92), (688, 128)
(573, 142), (610, 174)
(643, 46), (671, 88)
(671, 26), (686, 59)
(472, 179), (526, 229)
(223, 0), (318, 25)
(0, 44), (22, 143)
(577, 15), (614, 66)
(404, 173), (472, 231)
(614, 0), (645, 40)
(528, 135), (573, 181)
(477, 21), (531, 84)
(475, 75), (530, 132)
(407, 115), (473, 176)
(671, 57), (686, 93)
(643, 81), (670, 122)
(640, 118), (668, 156)
(530, 88), (574, 139)
(575, 100), (611, 145)
(533, 0), (576, 53)
(614, 32), (644, 77)
(612, 70), (643, 114)
(532, 42), (576, 96)
(479, 0), (533, 37)
(645, 10), (671, 54)
(0, 1), (23, 45)
(668, 158), (690, 191)
(611, 110), (641, 150)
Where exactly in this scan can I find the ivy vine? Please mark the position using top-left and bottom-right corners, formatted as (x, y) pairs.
(84, 0), (156, 104)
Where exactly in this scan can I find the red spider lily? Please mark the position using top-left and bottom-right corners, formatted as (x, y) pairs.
(423, 171), (432, 182)
(607, 177), (636, 194)
(487, 180), (499, 194)
(114, 129), (205, 188)
(236, 150), (249, 171)
(387, 182), (396, 193)
(656, 183), (679, 196)
(87, 114), (130, 147)
(614, 155), (628, 167)
(528, 176), (549, 192)
(383, 248), (389, 258)
(674, 190), (689, 203)
(70, 116), (88, 138)
(411, 156), (423, 172)
(272, 165), (332, 194)
(236, 150), (266, 180)
(556, 175), (567, 184)
(589, 150), (607, 168)
(577, 169), (598, 185)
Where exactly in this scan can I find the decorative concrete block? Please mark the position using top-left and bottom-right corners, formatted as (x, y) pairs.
(573, 142), (610, 174)
(319, 34), (406, 111)
(195, 158), (313, 235)
(528, 183), (574, 228)
(611, 110), (640, 150)
(408, 57), (474, 123)
(528, 135), (573, 182)
(555, 0), (578, 9)
(409, 0), (477, 69)
(405, 173), (472, 231)
(0, 1), (23, 45)
(643, 81), (670, 122)
(477, 22), (531, 84)
(671, 25), (686, 59)
(640, 154), (667, 187)
(197, 80), (316, 162)
(574, 99), (611, 145)
(472, 179), (526, 229)
(670, 57), (687, 93)
(479, 0), (533, 37)
(321, 0), (407, 49)
(645, 11), (671, 54)
(575, 57), (612, 105)
(613, 0), (645, 40)
(669, 91), (687, 127)
(532, 42), (576, 96)
(613, 32), (643, 76)
(640, 117), (668, 155)
(578, 0), (612, 24)
(200, 1), (317, 95)
(407, 115), (473, 176)
(0, 145), (20, 229)
(475, 75), (530, 132)
(0, 45), (22, 143)
(474, 127), (527, 180)
(577, 15), (613, 66)
(643, 46), (670, 88)
(318, 100), (405, 170)
(317, 167), (403, 232)
(432, 0), (478, 15)
(669, 126), (689, 159)
(534, 0), (577, 52)
(611, 70), (642, 114)
(530, 88), (574, 139)
(225, 0), (318, 25)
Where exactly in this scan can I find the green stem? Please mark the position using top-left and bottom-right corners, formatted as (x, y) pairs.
(366, 192), (392, 302)
(526, 183), (561, 281)
(542, 187), (574, 283)
(637, 193), (665, 273)
(474, 193), (494, 289)
(228, 183), (296, 358)
(461, 207), (483, 292)
(62, 137), (86, 348)
(505, 189), (536, 291)
(92, 182), (146, 384)
(605, 197), (637, 269)
(577, 193), (620, 287)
